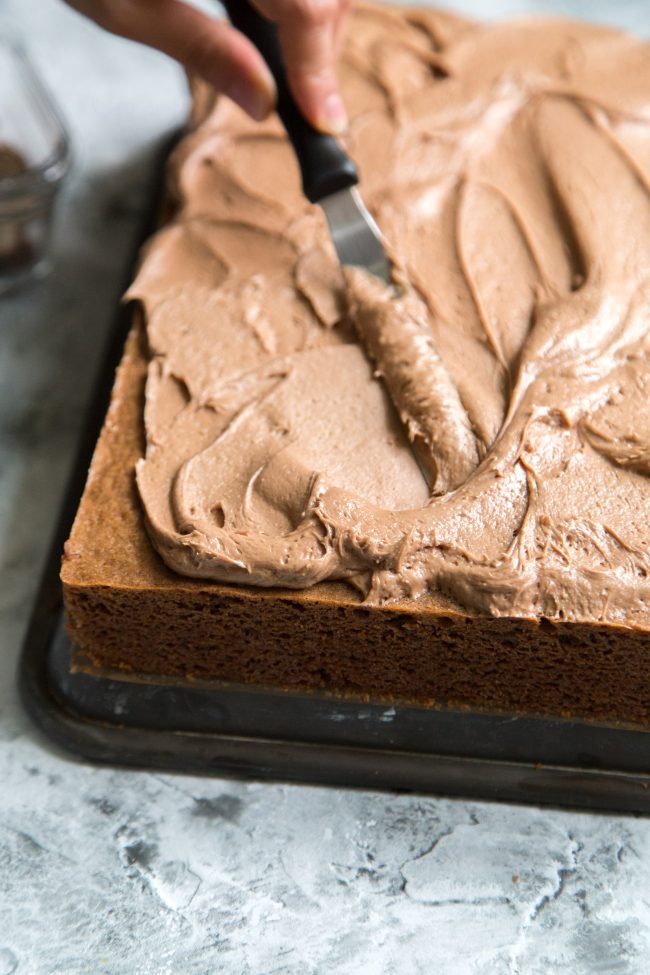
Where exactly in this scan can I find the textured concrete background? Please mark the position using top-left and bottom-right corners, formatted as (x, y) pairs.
(1, 1), (650, 972)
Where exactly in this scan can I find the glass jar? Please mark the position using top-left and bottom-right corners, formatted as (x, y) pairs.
(0, 41), (71, 294)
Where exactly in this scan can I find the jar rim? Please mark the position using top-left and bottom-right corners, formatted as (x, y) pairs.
(0, 40), (72, 196)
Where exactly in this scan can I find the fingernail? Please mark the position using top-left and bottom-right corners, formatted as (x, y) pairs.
(318, 93), (348, 135)
(226, 70), (276, 122)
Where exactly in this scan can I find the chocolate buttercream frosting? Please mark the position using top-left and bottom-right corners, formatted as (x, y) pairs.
(129, 4), (650, 623)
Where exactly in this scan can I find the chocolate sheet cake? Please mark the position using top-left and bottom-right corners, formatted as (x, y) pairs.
(62, 4), (650, 726)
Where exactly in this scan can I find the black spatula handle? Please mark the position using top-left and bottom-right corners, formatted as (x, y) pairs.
(223, 0), (358, 203)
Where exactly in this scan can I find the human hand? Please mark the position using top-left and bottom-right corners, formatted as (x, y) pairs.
(64, 0), (351, 132)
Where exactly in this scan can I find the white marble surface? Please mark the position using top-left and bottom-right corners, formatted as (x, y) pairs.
(2, 1), (650, 972)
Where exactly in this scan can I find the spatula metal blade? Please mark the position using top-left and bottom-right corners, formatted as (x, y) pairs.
(321, 187), (391, 283)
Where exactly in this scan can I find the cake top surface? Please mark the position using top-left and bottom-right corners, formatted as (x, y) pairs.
(126, 3), (650, 625)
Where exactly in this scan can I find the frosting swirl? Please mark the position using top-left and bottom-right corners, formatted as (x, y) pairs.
(129, 4), (650, 624)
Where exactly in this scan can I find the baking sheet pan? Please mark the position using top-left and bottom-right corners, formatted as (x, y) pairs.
(17, 136), (650, 813)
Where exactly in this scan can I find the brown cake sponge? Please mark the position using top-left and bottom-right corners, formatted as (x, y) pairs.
(60, 318), (650, 727)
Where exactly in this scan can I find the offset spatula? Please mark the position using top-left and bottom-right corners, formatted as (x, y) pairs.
(223, 0), (390, 282)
